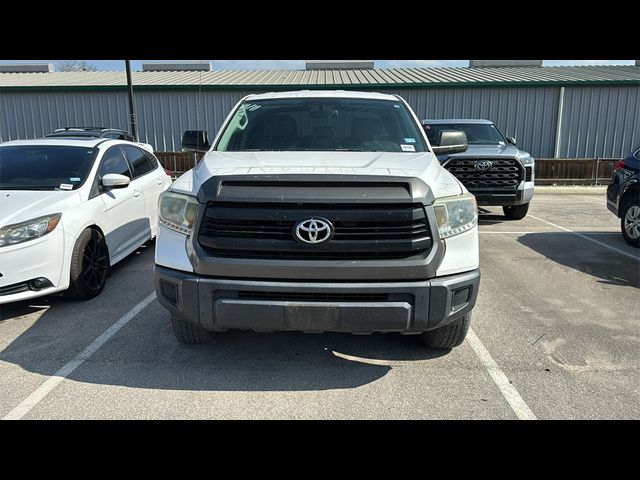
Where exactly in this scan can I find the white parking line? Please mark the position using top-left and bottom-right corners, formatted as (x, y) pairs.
(466, 328), (537, 420)
(528, 214), (639, 260)
(2, 292), (156, 420)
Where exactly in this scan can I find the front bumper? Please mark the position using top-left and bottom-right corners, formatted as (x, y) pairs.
(154, 265), (480, 334)
(472, 181), (534, 206)
(0, 229), (66, 304)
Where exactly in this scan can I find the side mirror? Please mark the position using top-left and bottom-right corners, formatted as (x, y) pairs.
(431, 130), (468, 155)
(101, 173), (130, 189)
(182, 130), (211, 152)
(506, 136), (517, 145)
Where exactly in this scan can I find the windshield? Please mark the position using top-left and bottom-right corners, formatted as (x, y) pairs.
(423, 123), (506, 146)
(216, 97), (426, 153)
(0, 145), (97, 191)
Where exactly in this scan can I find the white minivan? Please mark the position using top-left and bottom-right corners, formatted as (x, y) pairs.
(0, 137), (172, 303)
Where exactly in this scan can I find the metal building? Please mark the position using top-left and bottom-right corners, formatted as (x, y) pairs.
(1, 65), (638, 158)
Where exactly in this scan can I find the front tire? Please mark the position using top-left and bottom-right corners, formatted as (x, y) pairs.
(67, 228), (110, 300)
(171, 316), (214, 344)
(418, 313), (472, 349)
(621, 198), (640, 247)
(503, 202), (530, 220)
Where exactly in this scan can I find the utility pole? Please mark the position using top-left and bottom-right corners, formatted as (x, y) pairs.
(125, 60), (138, 141)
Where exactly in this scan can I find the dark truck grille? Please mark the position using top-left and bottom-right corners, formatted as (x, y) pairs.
(445, 158), (524, 190)
(198, 202), (432, 260)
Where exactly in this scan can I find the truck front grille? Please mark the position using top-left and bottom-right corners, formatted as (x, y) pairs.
(445, 158), (524, 190)
(198, 202), (432, 260)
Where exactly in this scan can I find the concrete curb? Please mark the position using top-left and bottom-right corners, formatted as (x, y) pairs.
(534, 186), (607, 195)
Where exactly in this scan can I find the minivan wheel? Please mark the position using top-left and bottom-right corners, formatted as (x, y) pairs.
(621, 199), (640, 247)
(171, 316), (214, 344)
(67, 228), (110, 300)
(503, 202), (530, 220)
(418, 313), (472, 349)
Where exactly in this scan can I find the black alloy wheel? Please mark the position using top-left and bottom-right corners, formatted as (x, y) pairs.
(67, 228), (110, 300)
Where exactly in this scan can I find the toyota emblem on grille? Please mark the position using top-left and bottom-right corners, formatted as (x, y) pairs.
(293, 217), (333, 244)
(474, 160), (493, 172)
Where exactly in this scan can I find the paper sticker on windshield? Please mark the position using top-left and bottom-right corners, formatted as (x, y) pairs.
(404, 138), (416, 144)
(401, 144), (416, 152)
(241, 103), (261, 112)
(59, 183), (73, 190)
(69, 177), (81, 182)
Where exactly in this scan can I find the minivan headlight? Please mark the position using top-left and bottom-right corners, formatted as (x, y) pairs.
(433, 193), (477, 239)
(158, 191), (199, 235)
(0, 213), (61, 247)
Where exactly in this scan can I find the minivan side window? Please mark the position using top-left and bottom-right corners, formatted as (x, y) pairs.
(123, 146), (153, 178)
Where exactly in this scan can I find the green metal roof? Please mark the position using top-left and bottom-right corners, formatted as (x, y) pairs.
(0, 66), (638, 91)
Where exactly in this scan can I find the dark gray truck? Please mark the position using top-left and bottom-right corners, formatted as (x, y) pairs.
(422, 119), (535, 219)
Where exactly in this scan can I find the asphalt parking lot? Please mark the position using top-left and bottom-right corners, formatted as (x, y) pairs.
(1, 192), (638, 419)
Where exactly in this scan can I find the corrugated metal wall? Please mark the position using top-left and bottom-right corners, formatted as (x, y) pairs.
(2, 85), (638, 157)
(558, 86), (640, 158)
(0, 90), (253, 151)
(0, 91), (131, 142)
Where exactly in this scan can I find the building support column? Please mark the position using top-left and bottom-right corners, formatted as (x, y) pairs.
(554, 86), (565, 158)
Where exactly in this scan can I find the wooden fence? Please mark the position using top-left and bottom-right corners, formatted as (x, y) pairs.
(155, 151), (203, 177)
(534, 158), (617, 185)
(155, 152), (618, 186)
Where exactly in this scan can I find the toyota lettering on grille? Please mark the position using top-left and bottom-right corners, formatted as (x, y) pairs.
(293, 218), (333, 244)
(474, 160), (493, 172)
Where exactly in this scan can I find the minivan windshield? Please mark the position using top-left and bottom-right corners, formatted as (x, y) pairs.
(0, 145), (97, 191)
(423, 123), (506, 146)
(216, 97), (427, 153)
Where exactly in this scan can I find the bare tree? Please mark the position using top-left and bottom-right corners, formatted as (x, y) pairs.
(56, 60), (98, 72)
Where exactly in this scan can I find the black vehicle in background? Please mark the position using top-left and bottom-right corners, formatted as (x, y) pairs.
(46, 127), (135, 142)
(607, 145), (640, 247)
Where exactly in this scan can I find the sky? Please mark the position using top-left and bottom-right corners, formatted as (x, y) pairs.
(0, 60), (636, 71)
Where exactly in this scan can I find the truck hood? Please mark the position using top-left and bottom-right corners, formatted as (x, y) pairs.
(0, 190), (80, 227)
(445, 144), (531, 159)
(172, 151), (465, 199)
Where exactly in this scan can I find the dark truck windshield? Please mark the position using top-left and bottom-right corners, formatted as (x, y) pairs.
(216, 97), (426, 153)
(423, 123), (506, 146)
(0, 145), (97, 190)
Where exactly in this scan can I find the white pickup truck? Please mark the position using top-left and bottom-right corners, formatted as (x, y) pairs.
(154, 90), (480, 349)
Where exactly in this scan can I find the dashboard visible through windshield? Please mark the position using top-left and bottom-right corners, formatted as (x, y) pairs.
(215, 97), (427, 153)
(0, 145), (97, 191)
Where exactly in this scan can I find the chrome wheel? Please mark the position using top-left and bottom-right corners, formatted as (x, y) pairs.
(624, 205), (640, 240)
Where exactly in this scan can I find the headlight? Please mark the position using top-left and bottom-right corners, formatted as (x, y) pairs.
(433, 193), (477, 239)
(0, 213), (61, 247)
(158, 191), (199, 235)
